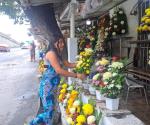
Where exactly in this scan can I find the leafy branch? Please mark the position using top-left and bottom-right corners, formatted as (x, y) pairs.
(0, 0), (27, 24)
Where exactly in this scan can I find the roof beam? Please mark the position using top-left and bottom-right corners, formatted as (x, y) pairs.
(60, 0), (127, 22)
(60, 4), (70, 20)
(20, 0), (67, 6)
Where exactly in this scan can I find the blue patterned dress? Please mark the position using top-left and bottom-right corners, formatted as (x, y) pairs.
(29, 61), (60, 125)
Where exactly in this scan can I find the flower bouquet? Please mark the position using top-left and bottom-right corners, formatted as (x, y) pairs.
(74, 48), (94, 75)
(91, 58), (110, 100)
(58, 82), (102, 125)
(100, 60), (125, 110)
(38, 59), (45, 75)
(77, 25), (97, 54)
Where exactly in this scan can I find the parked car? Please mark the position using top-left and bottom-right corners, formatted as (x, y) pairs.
(20, 42), (30, 49)
(0, 44), (10, 52)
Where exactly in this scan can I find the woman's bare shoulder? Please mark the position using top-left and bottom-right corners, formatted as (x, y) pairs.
(46, 51), (56, 60)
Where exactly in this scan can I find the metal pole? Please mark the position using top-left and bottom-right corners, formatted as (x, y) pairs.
(120, 37), (122, 57)
(70, 0), (76, 38)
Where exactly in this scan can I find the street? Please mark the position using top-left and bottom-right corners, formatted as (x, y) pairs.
(0, 48), (39, 125)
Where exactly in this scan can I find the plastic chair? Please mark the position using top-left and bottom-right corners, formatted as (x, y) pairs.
(125, 76), (149, 104)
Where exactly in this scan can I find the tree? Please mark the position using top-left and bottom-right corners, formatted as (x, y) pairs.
(0, 1), (64, 46)
(0, 0), (27, 24)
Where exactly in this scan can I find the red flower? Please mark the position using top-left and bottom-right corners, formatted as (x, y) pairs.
(99, 81), (105, 87)
(112, 56), (120, 61)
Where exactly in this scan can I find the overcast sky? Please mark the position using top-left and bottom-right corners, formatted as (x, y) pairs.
(0, 14), (32, 42)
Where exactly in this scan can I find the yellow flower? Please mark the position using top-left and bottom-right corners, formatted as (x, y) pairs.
(69, 107), (76, 114)
(68, 99), (74, 107)
(67, 117), (73, 125)
(71, 121), (75, 125)
(60, 89), (66, 94)
(142, 25), (148, 31)
(145, 8), (150, 14)
(62, 83), (68, 89)
(77, 106), (81, 113)
(86, 64), (90, 67)
(103, 72), (112, 80)
(82, 104), (94, 116)
(147, 11), (150, 16)
(58, 94), (64, 101)
(145, 18), (150, 24)
(137, 26), (142, 32)
(76, 123), (82, 125)
(86, 59), (90, 63)
(99, 58), (109, 66)
(76, 61), (83, 68)
(141, 16), (148, 22)
(71, 90), (78, 95)
(85, 70), (90, 74)
(76, 115), (86, 124)
(73, 100), (80, 107)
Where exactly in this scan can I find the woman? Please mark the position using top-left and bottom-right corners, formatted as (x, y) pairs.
(29, 35), (86, 125)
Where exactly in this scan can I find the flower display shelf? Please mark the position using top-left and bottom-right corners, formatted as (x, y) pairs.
(59, 92), (144, 125)
(81, 91), (96, 104)
(59, 103), (69, 125)
(86, 94), (144, 125)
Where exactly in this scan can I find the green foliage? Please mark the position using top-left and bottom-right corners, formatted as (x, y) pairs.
(95, 110), (102, 125)
(88, 98), (96, 106)
(101, 59), (127, 99)
(0, 0), (27, 24)
(76, 25), (98, 54)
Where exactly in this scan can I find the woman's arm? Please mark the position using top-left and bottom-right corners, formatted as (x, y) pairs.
(63, 60), (76, 68)
(46, 51), (84, 79)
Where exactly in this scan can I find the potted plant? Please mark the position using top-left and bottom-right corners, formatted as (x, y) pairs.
(92, 58), (110, 100)
(101, 61), (125, 110)
(91, 73), (105, 100)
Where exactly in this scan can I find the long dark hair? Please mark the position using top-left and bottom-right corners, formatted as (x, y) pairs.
(46, 35), (65, 61)
(24, 3), (64, 61)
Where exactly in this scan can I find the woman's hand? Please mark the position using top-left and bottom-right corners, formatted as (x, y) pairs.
(77, 73), (86, 80)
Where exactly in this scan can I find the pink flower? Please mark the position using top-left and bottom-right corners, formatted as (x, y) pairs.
(97, 66), (105, 73)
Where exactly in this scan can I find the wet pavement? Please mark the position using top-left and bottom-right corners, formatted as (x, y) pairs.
(0, 48), (40, 125)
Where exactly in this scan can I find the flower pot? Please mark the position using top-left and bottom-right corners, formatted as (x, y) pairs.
(96, 90), (105, 101)
(106, 98), (119, 110)
(83, 83), (89, 90)
(89, 85), (96, 95)
(81, 93), (89, 104)
(77, 79), (83, 84)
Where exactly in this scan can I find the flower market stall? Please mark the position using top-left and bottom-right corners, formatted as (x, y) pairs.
(57, 4), (147, 125)
(58, 78), (144, 125)
(57, 56), (144, 125)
